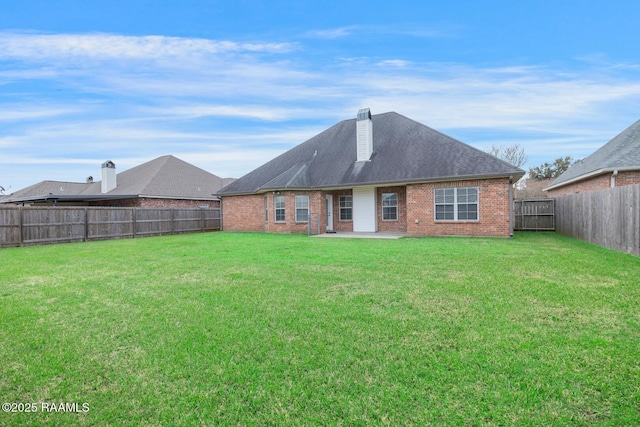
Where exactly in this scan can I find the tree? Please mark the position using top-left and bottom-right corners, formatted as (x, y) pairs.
(487, 144), (528, 168)
(528, 156), (576, 180)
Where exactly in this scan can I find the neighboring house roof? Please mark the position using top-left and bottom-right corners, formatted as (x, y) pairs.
(218, 111), (525, 196)
(2, 155), (234, 203)
(545, 119), (640, 192)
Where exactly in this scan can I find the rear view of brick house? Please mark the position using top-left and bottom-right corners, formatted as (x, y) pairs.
(217, 109), (525, 237)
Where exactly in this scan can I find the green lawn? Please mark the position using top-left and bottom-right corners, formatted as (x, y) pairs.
(1, 232), (639, 426)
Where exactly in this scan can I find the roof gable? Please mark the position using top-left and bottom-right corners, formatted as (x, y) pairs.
(100, 155), (227, 198)
(219, 111), (524, 195)
(547, 119), (640, 190)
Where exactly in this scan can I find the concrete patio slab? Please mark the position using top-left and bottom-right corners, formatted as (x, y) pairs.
(311, 231), (407, 239)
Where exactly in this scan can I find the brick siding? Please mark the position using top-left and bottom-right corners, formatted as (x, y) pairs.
(616, 170), (640, 186)
(90, 198), (219, 208)
(406, 178), (512, 237)
(222, 194), (266, 232)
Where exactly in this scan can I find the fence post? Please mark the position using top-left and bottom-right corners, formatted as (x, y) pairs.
(84, 207), (88, 242)
(133, 207), (137, 238)
(19, 207), (24, 246)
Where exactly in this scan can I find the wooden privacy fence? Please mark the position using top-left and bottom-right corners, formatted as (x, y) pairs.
(0, 207), (221, 247)
(307, 213), (322, 236)
(514, 199), (555, 231)
(555, 184), (640, 257)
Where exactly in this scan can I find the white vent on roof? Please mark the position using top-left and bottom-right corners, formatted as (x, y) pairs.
(101, 160), (116, 193)
(356, 108), (373, 162)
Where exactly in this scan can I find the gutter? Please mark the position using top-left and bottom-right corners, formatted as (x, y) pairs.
(509, 175), (514, 237)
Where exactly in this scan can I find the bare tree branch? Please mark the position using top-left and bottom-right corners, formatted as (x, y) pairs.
(487, 144), (528, 168)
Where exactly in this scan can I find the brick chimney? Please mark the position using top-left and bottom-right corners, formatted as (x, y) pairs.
(356, 108), (373, 162)
(101, 161), (116, 193)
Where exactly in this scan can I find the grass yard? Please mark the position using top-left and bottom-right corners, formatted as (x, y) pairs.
(1, 232), (639, 426)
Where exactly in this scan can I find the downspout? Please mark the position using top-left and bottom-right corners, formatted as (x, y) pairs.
(611, 170), (619, 188)
(509, 176), (514, 237)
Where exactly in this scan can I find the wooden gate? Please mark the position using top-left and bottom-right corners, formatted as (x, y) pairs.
(514, 199), (555, 231)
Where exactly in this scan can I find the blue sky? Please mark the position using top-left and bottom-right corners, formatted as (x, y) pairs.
(2, 0), (640, 193)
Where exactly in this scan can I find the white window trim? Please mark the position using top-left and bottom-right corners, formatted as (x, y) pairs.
(295, 195), (309, 223)
(274, 195), (286, 223)
(339, 195), (353, 222)
(381, 192), (398, 221)
(434, 187), (479, 222)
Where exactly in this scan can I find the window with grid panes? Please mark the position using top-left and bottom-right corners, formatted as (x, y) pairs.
(339, 195), (352, 221)
(274, 195), (285, 222)
(295, 195), (309, 222)
(382, 192), (398, 221)
(435, 187), (478, 221)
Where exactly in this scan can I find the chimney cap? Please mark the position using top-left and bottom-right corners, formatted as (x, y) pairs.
(102, 160), (115, 169)
(357, 108), (371, 121)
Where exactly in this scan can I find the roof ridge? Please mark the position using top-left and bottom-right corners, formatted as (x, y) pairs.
(118, 155), (172, 194)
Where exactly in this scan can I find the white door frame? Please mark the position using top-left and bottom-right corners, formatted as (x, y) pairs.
(325, 194), (334, 231)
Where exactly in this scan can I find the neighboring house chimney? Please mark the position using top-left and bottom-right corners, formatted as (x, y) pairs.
(356, 108), (373, 162)
(101, 161), (116, 193)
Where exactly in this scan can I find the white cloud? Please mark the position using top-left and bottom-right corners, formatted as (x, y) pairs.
(0, 104), (82, 121)
(305, 27), (355, 39)
(377, 60), (411, 68)
(139, 104), (314, 121)
(305, 24), (452, 40)
(0, 32), (296, 61)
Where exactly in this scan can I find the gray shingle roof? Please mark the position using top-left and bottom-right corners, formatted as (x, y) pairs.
(218, 111), (525, 195)
(3, 155), (233, 203)
(546, 119), (640, 191)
